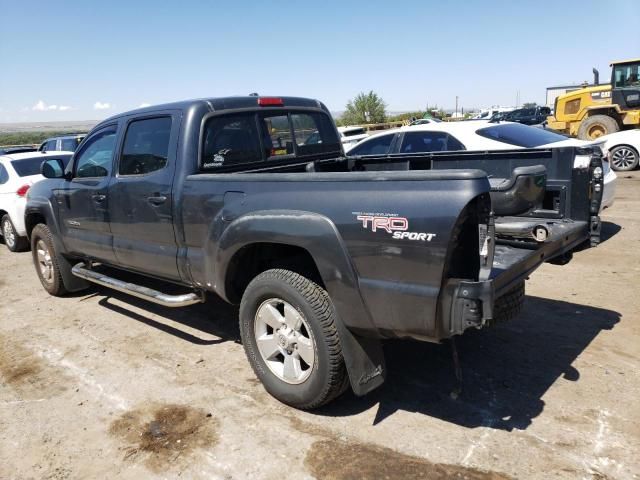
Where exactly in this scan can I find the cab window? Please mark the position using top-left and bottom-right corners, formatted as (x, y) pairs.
(119, 117), (172, 176)
(74, 128), (117, 178)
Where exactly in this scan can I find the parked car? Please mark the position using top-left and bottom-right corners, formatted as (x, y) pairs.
(38, 134), (85, 153)
(502, 106), (551, 125)
(25, 96), (603, 409)
(597, 129), (640, 171)
(0, 145), (37, 155)
(346, 121), (616, 210)
(0, 151), (72, 251)
(470, 107), (515, 120)
(337, 126), (369, 149)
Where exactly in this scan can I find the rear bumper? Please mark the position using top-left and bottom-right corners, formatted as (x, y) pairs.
(443, 219), (591, 337)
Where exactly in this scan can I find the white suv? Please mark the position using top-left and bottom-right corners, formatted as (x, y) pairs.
(0, 151), (72, 251)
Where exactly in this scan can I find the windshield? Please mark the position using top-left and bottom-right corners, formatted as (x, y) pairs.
(476, 123), (568, 148)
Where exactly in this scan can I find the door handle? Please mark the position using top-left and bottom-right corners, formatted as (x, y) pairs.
(147, 195), (167, 205)
(92, 194), (106, 203)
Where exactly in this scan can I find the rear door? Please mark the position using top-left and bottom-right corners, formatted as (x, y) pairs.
(56, 125), (118, 262)
(108, 113), (180, 280)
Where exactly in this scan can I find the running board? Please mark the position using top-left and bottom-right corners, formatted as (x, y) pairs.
(71, 263), (204, 308)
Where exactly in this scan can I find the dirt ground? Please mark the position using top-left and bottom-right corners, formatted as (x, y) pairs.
(1, 173), (639, 480)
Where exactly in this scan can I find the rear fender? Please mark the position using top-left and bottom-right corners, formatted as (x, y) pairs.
(214, 210), (385, 396)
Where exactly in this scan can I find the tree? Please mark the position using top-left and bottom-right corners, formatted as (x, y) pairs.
(522, 102), (537, 108)
(341, 91), (387, 125)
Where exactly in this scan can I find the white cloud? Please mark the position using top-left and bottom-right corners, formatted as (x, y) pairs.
(93, 101), (111, 110)
(138, 103), (151, 108)
(31, 100), (72, 112)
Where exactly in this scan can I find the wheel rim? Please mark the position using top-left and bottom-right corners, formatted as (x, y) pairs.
(587, 125), (606, 139)
(611, 147), (637, 170)
(2, 219), (15, 248)
(36, 240), (54, 284)
(254, 298), (315, 384)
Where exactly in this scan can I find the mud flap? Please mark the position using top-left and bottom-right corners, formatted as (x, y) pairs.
(334, 318), (386, 396)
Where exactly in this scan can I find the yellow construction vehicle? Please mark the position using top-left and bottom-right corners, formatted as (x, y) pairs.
(547, 58), (640, 140)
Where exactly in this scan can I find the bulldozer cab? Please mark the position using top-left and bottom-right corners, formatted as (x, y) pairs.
(611, 59), (640, 110)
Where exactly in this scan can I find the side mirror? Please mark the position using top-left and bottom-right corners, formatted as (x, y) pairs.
(41, 158), (65, 179)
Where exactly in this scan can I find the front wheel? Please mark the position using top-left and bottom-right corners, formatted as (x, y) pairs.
(30, 224), (68, 296)
(577, 115), (619, 140)
(609, 145), (639, 171)
(239, 269), (348, 409)
(1, 215), (28, 252)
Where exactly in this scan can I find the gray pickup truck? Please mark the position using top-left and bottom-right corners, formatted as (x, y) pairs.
(25, 96), (603, 409)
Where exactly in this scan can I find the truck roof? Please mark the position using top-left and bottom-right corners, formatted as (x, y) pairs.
(96, 96), (328, 129)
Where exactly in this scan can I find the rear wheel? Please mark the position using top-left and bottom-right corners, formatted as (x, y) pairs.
(1, 215), (28, 252)
(577, 115), (619, 140)
(240, 269), (348, 409)
(30, 224), (68, 296)
(609, 145), (639, 171)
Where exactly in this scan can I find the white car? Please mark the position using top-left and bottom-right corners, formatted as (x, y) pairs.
(345, 121), (616, 211)
(337, 126), (369, 149)
(596, 129), (640, 172)
(0, 151), (72, 251)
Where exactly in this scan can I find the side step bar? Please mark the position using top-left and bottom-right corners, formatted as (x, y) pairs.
(71, 263), (204, 308)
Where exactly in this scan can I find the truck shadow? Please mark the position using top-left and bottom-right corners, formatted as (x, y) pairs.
(314, 295), (620, 431)
(599, 221), (621, 243)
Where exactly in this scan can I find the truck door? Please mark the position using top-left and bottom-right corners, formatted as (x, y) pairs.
(108, 114), (180, 280)
(56, 125), (118, 263)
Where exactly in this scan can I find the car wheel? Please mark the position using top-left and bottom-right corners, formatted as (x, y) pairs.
(577, 115), (619, 140)
(1, 214), (28, 252)
(240, 269), (348, 409)
(609, 145), (639, 171)
(30, 224), (68, 296)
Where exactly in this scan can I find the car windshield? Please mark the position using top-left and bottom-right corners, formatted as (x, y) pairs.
(11, 156), (70, 176)
(476, 123), (568, 148)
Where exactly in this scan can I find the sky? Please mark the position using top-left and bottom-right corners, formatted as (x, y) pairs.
(1, 0), (638, 123)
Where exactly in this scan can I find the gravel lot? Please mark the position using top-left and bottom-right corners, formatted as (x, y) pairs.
(1, 173), (639, 480)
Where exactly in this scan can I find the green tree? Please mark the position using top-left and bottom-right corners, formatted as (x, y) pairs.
(341, 91), (387, 125)
(522, 102), (537, 108)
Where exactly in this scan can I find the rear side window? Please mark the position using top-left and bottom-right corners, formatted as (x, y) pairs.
(0, 164), (8, 184)
(290, 112), (340, 157)
(61, 137), (82, 152)
(400, 131), (465, 153)
(11, 157), (47, 177)
(202, 113), (263, 169)
(476, 123), (567, 148)
(347, 133), (395, 156)
(120, 117), (172, 176)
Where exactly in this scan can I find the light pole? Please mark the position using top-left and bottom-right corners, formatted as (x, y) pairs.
(455, 96), (459, 118)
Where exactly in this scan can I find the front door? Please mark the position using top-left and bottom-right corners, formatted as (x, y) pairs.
(56, 125), (118, 263)
(108, 114), (180, 280)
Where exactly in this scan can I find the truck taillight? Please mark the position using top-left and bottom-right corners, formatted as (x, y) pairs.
(16, 184), (30, 197)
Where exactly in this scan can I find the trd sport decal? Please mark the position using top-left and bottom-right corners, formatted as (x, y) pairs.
(353, 212), (436, 242)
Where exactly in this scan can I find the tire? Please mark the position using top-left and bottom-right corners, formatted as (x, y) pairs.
(609, 145), (639, 171)
(487, 281), (525, 326)
(577, 115), (619, 140)
(1, 215), (29, 252)
(239, 269), (348, 409)
(30, 223), (68, 296)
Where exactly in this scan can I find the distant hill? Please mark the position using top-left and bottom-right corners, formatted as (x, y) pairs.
(0, 120), (98, 134)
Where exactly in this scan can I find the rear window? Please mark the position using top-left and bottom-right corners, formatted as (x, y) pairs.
(341, 128), (366, 137)
(400, 131), (465, 153)
(476, 123), (568, 148)
(11, 155), (71, 176)
(201, 110), (340, 171)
